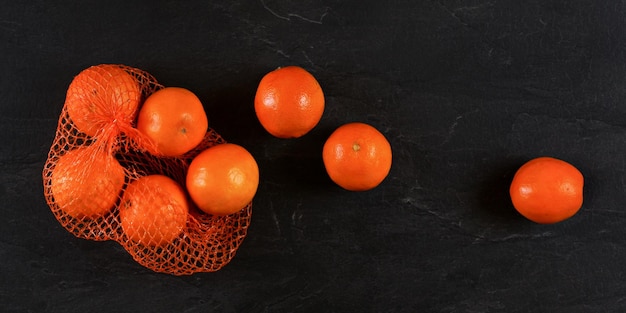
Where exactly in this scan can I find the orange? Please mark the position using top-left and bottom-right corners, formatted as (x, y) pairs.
(50, 147), (125, 219)
(136, 87), (208, 157)
(254, 66), (324, 138)
(322, 122), (392, 191)
(65, 64), (142, 137)
(186, 143), (259, 216)
(509, 157), (584, 224)
(119, 174), (189, 246)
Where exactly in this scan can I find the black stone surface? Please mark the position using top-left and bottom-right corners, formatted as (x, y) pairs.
(2, 1), (626, 312)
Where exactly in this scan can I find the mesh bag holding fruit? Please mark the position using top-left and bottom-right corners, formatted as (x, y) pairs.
(42, 64), (257, 275)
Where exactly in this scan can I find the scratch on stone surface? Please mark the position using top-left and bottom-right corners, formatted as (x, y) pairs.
(473, 231), (555, 244)
(439, 0), (497, 15)
(592, 208), (626, 216)
(269, 201), (281, 235)
(275, 49), (290, 58)
(302, 51), (316, 69)
(402, 196), (453, 224)
(438, 108), (479, 146)
(440, 115), (463, 146)
(260, 0), (329, 24)
(434, 0), (472, 28)
(263, 291), (299, 310)
(291, 201), (303, 228)
(455, 5), (487, 12)
(263, 281), (328, 311)
(257, 37), (291, 58)
(434, 0), (511, 66)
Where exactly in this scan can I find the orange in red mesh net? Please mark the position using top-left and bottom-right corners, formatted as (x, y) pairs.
(42, 64), (252, 275)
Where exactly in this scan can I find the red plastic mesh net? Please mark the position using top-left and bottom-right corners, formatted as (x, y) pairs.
(42, 64), (252, 275)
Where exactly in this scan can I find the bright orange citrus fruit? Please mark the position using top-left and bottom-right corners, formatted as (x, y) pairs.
(136, 87), (208, 157)
(322, 122), (392, 191)
(119, 174), (189, 246)
(254, 66), (324, 138)
(186, 143), (259, 216)
(509, 156), (584, 224)
(65, 64), (142, 137)
(50, 147), (125, 219)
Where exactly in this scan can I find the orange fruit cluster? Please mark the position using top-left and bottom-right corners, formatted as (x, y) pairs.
(254, 66), (393, 191)
(48, 64), (259, 250)
(46, 62), (585, 275)
(254, 66), (585, 224)
(44, 63), (396, 274)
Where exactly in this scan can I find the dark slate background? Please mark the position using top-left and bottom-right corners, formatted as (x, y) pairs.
(3, 1), (626, 312)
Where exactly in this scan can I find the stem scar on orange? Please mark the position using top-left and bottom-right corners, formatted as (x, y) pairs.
(119, 175), (189, 246)
(65, 64), (141, 137)
(254, 66), (325, 138)
(322, 122), (392, 191)
(50, 146), (125, 219)
(136, 87), (208, 157)
(509, 156), (584, 224)
(186, 143), (259, 216)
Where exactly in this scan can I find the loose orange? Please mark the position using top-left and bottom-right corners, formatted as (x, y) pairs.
(50, 147), (125, 219)
(119, 174), (189, 246)
(254, 66), (325, 138)
(136, 87), (208, 157)
(65, 64), (142, 137)
(186, 143), (259, 216)
(322, 122), (392, 191)
(509, 157), (584, 224)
